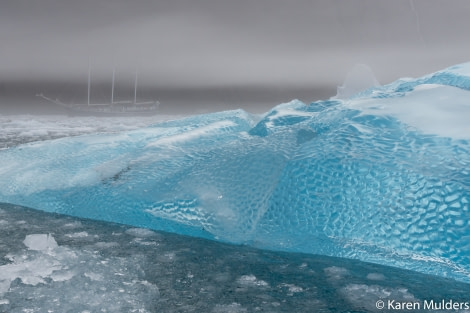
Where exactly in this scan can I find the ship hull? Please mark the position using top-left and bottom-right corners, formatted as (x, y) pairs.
(64, 106), (159, 117)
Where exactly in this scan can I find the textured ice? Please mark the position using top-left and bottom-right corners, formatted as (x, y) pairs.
(0, 63), (470, 283)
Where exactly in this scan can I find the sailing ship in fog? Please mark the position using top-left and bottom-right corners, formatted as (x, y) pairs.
(37, 68), (159, 116)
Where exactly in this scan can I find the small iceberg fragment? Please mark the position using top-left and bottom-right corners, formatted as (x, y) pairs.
(335, 63), (380, 99)
(23, 234), (58, 251)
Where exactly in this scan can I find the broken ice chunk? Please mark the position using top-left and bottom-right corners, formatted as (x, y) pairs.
(23, 234), (58, 251)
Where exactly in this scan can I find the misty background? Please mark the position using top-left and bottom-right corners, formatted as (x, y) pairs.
(1, 0), (470, 114)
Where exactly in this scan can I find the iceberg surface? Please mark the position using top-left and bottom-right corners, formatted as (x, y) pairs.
(1, 63), (469, 282)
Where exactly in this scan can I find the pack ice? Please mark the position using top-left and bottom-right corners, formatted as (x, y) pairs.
(0, 63), (469, 282)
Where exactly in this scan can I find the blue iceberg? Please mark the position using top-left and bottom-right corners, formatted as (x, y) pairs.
(1, 63), (469, 282)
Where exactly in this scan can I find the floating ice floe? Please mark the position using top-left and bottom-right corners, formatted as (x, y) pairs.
(23, 234), (58, 251)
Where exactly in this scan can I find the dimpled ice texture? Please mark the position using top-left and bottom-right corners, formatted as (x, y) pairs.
(0, 63), (469, 282)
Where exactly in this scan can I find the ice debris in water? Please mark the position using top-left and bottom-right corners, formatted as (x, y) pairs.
(324, 266), (350, 281)
(0, 62), (470, 282)
(341, 284), (418, 312)
(0, 204), (469, 312)
(125, 227), (158, 238)
(236, 274), (269, 287)
(1, 234), (63, 292)
(366, 273), (386, 281)
(0, 233), (159, 312)
(212, 303), (247, 313)
(23, 234), (58, 251)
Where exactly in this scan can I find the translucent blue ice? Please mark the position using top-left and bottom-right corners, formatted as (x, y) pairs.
(1, 63), (469, 282)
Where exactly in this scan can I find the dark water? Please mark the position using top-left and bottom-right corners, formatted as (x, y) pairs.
(0, 203), (469, 312)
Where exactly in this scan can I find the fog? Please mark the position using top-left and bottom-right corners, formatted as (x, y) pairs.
(1, 0), (470, 112)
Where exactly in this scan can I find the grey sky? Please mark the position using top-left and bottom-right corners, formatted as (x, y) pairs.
(1, 0), (470, 90)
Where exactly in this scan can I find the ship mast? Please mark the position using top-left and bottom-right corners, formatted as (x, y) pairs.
(134, 70), (138, 105)
(111, 69), (115, 104)
(87, 64), (91, 106)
